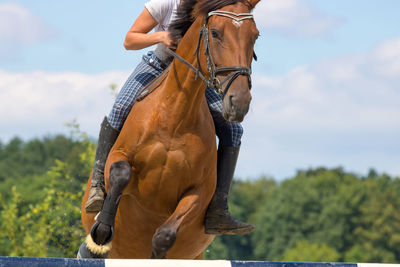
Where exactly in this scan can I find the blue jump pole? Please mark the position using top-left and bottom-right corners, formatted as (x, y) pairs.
(0, 258), (397, 267)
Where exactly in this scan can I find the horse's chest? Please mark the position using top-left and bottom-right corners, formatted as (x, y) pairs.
(134, 134), (211, 168)
(131, 137), (214, 208)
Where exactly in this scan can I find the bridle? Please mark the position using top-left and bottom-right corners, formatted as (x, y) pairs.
(166, 10), (255, 98)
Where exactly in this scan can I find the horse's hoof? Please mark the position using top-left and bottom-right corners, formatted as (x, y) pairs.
(151, 250), (167, 259)
(77, 236), (110, 259)
(151, 226), (177, 259)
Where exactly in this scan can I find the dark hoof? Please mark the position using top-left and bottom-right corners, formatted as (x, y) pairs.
(151, 227), (177, 259)
(151, 251), (166, 259)
(77, 240), (109, 259)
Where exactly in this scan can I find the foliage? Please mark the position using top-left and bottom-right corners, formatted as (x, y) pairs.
(282, 240), (340, 262)
(250, 168), (400, 263)
(0, 134), (91, 208)
(0, 122), (94, 257)
(0, 162), (84, 257)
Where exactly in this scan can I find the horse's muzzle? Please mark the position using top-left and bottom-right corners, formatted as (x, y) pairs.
(222, 89), (251, 123)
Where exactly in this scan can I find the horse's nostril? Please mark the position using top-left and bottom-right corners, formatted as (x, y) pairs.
(229, 94), (234, 106)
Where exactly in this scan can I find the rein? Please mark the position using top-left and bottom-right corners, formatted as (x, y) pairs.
(166, 10), (254, 98)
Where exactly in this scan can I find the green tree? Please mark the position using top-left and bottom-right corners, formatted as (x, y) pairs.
(282, 240), (340, 262)
(0, 159), (86, 257)
(344, 175), (400, 263)
(0, 122), (95, 257)
(252, 168), (400, 263)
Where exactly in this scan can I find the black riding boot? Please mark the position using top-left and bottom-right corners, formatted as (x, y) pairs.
(85, 117), (119, 214)
(204, 144), (255, 235)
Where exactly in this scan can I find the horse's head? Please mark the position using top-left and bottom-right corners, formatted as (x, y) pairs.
(169, 0), (260, 122)
(201, 0), (260, 122)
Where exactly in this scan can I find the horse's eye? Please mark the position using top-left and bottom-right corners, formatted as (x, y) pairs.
(211, 29), (221, 39)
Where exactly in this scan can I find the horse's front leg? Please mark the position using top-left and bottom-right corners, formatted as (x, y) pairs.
(151, 186), (209, 259)
(79, 160), (132, 258)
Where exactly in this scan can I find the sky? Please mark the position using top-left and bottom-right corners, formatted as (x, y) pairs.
(0, 0), (399, 180)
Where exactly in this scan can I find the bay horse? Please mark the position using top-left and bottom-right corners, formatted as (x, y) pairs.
(80, 0), (260, 259)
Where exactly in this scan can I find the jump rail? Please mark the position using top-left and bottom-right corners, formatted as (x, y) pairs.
(0, 258), (398, 267)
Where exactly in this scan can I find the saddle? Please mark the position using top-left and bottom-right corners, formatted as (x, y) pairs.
(136, 66), (171, 102)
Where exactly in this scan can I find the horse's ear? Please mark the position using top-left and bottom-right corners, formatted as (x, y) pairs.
(247, 0), (260, 9)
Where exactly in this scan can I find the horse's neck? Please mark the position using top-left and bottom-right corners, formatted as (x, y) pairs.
(160, 19), (208, 126)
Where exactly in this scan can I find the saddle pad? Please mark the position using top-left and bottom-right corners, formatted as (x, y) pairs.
(136, 66), (171, 102)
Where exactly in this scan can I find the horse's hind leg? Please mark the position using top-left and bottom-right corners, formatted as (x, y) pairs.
(151, 187), (208, 259)
(80, 160), (132, 258)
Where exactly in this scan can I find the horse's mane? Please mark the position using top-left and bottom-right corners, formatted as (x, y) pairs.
(168, 0), (250, 42)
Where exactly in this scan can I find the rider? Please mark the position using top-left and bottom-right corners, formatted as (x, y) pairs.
(85, 0), (254, 235)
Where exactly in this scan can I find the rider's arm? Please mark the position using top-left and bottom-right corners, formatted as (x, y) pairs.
(124, 8), (174, 50)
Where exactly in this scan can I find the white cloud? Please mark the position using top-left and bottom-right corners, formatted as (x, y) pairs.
(370, 38), (400, 77)
(0, 70), (129, 141)
(249, 37), (400, 131)
(253, 0), (343, 37)
(238, 37), (400, 179)
(0, 3), (54, 44)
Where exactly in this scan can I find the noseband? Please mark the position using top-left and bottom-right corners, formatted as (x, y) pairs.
(166, 10), (254, 98)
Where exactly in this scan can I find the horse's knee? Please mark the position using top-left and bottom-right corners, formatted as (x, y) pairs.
(110, 160), (132, 190)
(151, 226), (177, 259)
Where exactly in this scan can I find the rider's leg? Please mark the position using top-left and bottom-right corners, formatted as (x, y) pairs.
(85, 52), (166, 213)
(85, 117), (119, 213)
(204, 87), (255, 235)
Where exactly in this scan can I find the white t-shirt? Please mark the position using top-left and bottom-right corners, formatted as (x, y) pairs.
(145, 0), (180, 62)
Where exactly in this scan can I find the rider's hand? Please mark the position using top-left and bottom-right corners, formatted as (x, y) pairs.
(159, 31), (176, 48)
